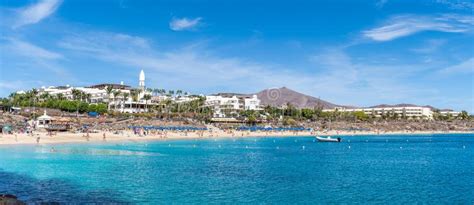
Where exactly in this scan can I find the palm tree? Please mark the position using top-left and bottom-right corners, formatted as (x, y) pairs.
(168, 90), (174, 97)
(152, 88), (159, 96)
(8, 92), (16, 99)
(85, 93), (92, 103)
(131, 90), (139, 102)
(143, 94), (152, 112)
(123, 91), (130, 100)
(176, 90), (183, 97)
(71, 89), (81, 101)
(39, 93), (50, 102)
(112, 90), (121, 111)
(459, 111), (469, 120)
(163, 99), (173, 117)
(122, 92), (129, 112)
(146, 88), (153, 97)
(56, 93), (65, 100)
(31, 89), (39, 119)
(71, 89), (82, 117)
(79, 91), (86, 102)
(106, 86), (113, 110)
(130, 90), (139, 110)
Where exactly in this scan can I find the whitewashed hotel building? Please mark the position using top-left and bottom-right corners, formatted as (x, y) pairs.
(37, 70), (153, 113)
(322, 106), (434, 120)
(108, 69), (154, 113)
(439, 110), (461, 117)
(39, 86), (109, 103)
(205, 94), (262, 118)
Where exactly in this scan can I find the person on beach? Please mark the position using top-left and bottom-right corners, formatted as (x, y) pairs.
(36, 137), (40, 144)
(86, 131), (90, 141)
(103, 133), (107, 141)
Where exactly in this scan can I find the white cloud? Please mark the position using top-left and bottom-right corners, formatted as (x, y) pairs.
(7, 39), (63, 60)
(363, 14), (474, 41)
(14, 0), (62, 28)
(0, 39), (72, 83)
(308, 48), (442, 106)
(439, 58), (474, 74)
(169, 17), (202, 31)
(411, 39), (446, 53)
(55, 30), (469, 110)
(60, 32), (150, 50)
(58, 31), (316, 94)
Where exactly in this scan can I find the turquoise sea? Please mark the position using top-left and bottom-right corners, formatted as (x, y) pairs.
(1, 134), (473, 204)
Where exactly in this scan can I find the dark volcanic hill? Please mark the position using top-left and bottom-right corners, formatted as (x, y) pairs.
(255, 87), (339, 109)
(214, 87), (442, 110)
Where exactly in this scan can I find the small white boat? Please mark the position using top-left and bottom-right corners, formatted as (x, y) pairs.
(316, 136), (341, 142)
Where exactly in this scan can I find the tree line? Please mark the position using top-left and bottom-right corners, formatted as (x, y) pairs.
(0, 88), (471, 122)
(1, 89), (108, 114)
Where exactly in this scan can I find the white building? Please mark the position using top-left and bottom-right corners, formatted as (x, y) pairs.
(110, 96), (151, 113)
(205, 94), (261, 118)
(36, 110), (53, 128)
(39, 86), (108, 103)
(139, 69), (145, 91)
(322, 106), (434, 120)
(37, 70), (154, 113)
(244, 95), (261, 110)
(77, 87), (108, 103)
(109, 69), (154, 113)
(41, 86), (73, 100)
(439, 110), (461, 117)
(174, 95), (199, 103)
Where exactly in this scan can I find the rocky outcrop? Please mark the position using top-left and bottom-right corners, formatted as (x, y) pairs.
(0, 194), (25, 205)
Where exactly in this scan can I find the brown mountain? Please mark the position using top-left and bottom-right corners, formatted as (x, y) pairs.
(216, 87), (442, 110)
(255, 87), (340, 109)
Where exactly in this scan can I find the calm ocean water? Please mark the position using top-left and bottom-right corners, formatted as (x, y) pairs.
(1, 134), (473, 204)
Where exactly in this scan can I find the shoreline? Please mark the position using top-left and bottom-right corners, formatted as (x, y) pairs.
(0, 130), (473, 146)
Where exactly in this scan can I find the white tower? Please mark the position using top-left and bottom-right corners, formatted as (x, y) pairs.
(139, 69), (145, 91)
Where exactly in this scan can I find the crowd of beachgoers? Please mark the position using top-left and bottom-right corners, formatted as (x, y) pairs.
(1, 111), (473, 145)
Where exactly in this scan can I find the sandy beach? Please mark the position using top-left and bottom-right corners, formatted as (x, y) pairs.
(1, 130), (473, 146)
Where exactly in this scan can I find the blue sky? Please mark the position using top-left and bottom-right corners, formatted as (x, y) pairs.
(0, 0), (473, 112)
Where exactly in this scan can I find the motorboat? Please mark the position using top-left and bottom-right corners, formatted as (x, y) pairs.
(316, 136), (341, 142)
